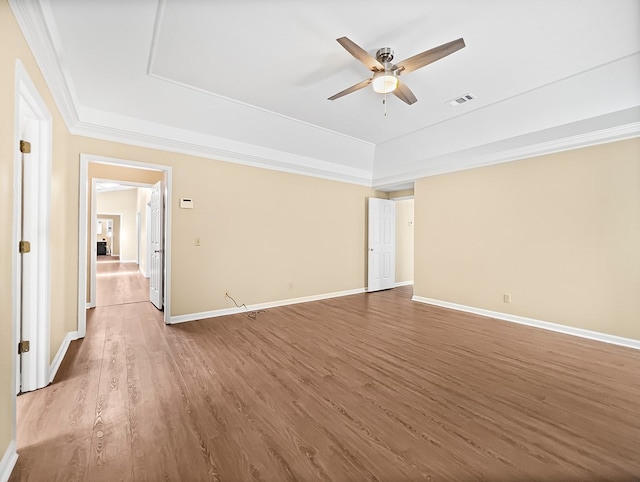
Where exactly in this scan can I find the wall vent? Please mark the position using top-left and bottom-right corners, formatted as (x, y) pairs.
(447, 93), (476, 107)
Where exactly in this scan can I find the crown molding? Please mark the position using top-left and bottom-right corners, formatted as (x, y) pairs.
(12, 0), (639, 191)
(9, 0), (79, 130)
(11, 0), (372, 187)
(373, 118), (640, 189)
(72, 118), (373, 187)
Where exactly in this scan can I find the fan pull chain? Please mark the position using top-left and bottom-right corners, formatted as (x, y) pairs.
(383, 92), (387, 117)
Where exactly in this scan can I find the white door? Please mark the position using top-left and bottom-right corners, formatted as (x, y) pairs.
(14, 63), (52, 393)
(368, 198), (396, 292)
(149, 181), (164, 309)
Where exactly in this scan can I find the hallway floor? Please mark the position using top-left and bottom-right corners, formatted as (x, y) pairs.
(96, 259), (149, 307)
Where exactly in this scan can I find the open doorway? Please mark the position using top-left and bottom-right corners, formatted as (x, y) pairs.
(393, 197), (414, 287)
(77, 155), (172, 337)
(366, 194), (415, 293)
(93, 182), (154, 307)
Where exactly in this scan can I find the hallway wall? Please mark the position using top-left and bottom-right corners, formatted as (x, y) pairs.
(1, 1), (76, 467)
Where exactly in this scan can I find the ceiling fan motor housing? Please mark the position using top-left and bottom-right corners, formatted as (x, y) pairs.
(376, 47), (394, 65)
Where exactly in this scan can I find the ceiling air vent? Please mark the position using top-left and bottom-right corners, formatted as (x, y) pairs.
(447, 93), (476, 107)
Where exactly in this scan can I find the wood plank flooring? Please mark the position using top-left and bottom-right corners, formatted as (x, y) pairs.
(11, 283), (640, 481)
(96, 258), (149, 307)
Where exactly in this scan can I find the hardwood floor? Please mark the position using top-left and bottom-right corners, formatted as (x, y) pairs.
(96, 259), (149, 307)
(11, 286), (640, 481)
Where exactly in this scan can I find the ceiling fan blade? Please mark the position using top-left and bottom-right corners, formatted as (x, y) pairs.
(392, 80), (417, 105)
(336, 37), (384, 71)
(395, 38), (465, 75)
(328, 78), (373, 101)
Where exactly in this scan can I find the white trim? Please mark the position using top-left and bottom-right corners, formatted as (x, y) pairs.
(0, 440), (18, 482)
(394, 280), (413, 287)
(78, 154), (173, 338)
(48, 331), (79, 383)
(88, 178), (97, 308)
(412, 296), (640, 351)
(373, 119), (640, 189)
(162, 170), (172, 317)
(78, 159), (89, 336)
(169, 288), (366, 324)
(12, 0), (640, 192)
(71, 115), (372, 187)
(389, 195), (414, 201)
(13, 59), (53, 395)
(9, 0), (79, 130)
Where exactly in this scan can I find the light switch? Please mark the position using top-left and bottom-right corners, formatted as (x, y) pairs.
(180, 198), (194, 209)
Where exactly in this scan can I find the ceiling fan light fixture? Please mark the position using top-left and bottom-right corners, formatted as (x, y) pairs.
(372, 71), (398, 94)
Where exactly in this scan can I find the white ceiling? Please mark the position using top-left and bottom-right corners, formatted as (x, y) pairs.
(12, 0), (640, 190)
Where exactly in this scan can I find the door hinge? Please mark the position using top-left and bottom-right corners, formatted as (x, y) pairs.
(20, 140), (31, 154)
(19, 240), (31, 253)
(18, 340), (30, 354)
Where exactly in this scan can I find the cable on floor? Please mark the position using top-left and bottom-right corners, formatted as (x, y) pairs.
(226, 293), (265, 320)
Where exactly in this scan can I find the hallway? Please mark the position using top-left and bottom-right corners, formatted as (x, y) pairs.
(96, 257), (149, 307)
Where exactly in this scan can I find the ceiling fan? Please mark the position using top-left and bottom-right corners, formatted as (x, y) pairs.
(328, 36), (465, 105)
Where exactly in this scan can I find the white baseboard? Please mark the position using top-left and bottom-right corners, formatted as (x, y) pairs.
(412, 296), (640, 350)
(49, 331), (80, 383)
(170, 288), (366, 324)
(0, 440), (18, 482)
(394, 280), (413, 287)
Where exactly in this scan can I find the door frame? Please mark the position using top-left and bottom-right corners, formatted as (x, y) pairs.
(78, 154), (172, 336)
(12, 59), (53, 397)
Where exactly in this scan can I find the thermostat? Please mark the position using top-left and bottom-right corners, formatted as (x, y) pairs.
(179, 198), (194, 209)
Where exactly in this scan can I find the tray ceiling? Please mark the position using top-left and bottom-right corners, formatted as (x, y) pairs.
(12, 0), (640, 189)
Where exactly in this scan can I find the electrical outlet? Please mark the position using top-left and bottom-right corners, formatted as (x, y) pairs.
(225, 290), (229, 298)
(503, 293), (512, 303)
(195, 237), (201, 246)
(289, 282), (293, 290)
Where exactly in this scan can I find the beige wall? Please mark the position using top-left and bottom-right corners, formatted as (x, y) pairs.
(78, 138), (380, 315)
(97, 189), (139, 261)
(89, 163), (164, 185)
(165, 159), (377, 315)
(395, 199), (414, 283)
(0, 0), (16, 457)
(1, 0), (76, 457)
(414, 138), (640, 340)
